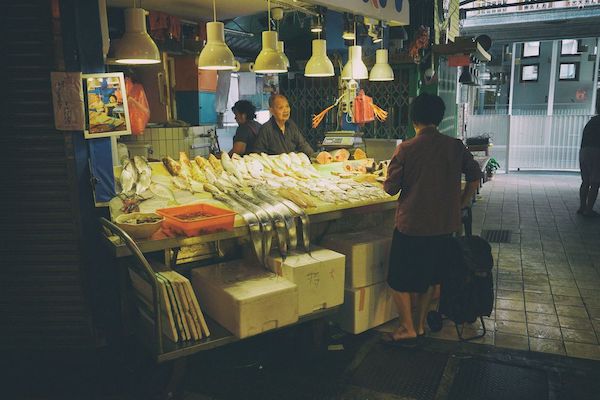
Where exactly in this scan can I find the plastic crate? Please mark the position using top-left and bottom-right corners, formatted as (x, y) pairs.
(156, 203), (236, 237)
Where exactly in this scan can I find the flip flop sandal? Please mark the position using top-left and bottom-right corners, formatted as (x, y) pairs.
(381, 332), (418, 347)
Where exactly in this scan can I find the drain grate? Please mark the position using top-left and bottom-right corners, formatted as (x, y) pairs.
(448, 358), (548, 400)
(482, 229), (512, 243)
(351, 344), (448, 400)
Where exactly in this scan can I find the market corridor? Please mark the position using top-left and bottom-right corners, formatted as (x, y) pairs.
(462, 172), (600, 358)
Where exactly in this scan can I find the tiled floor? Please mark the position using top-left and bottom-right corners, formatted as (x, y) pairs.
(384, 173), (600, 361)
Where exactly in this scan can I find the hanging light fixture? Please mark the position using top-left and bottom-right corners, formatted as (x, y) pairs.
(342, 15), (355, 41)
(255, 0), (287, 74)
(114, 7), (160, 64)
(341, 22), (368, 80)
(311, 15), (323, 33)
(369, 49), (394, 81)
(305, 39), (334, 77)
(369, 27), (394, 81)
(277, 41), (290, 68)
(197, 0), (236, 70)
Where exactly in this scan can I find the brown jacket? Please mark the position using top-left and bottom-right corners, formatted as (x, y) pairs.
(384, 127), (482, 236)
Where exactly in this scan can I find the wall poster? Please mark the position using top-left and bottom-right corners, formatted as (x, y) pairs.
(51, 71), (85, 131)
(82, 72), (131, 139)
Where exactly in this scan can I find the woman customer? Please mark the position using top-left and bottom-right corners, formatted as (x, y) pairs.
(230, 100), (262, 156)
(383, 93), (482, 343)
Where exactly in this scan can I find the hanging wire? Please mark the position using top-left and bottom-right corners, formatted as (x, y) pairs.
(268, 0), (271, 31)
(353, 21), (356, 46)
(213, 0), (216, 22)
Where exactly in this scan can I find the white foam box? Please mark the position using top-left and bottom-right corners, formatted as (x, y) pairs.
(334, 281), (397, 334)
(266, 247), (345, 317)
(191, 260), (298, 338)
(320, 231), (392, 289)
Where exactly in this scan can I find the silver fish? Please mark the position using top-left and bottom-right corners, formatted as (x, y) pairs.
(149, 183), (177, 204)
(133, 156), (152, 195)
(120, 159), (138, 195)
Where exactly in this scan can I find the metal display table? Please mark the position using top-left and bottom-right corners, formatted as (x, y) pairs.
(100, 198), (398, 363)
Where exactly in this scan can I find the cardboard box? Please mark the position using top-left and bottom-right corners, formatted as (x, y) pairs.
(321, 231), (391, 288)
(267, 247), (345, 316)
(334, 281), (397, 334)
(191, 260), (298, 338)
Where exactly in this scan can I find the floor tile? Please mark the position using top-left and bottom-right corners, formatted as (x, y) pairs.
(496, 299), (525, 311)
(495, 333), (530, 351)
(497, 290), (525, 301)
(555, 305), (589, 319)
(525, 302), (555, 314)
(524, 292), (553, 303)
(564, 342), (600, 361)
(523, 284), (552, 294)
(528, 337), (566, 355)
(526, 312), (559, 326)
(553, 295), (584, 306)
(551, 286), (581, 296)
(561, 328), (598, 344)
(558, 316), (594, 330)
(527, 323), (562, 340)
(496, 309), (526, 322)
(495, 320), (528, 336)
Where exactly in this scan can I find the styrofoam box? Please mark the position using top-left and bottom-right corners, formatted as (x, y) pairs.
(191, 260), (298, 338)
(334, 281), (397, 334)
(321, 231), (391, 288)
(267, 247), (345, 316)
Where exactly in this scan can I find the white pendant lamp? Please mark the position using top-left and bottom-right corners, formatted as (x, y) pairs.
(305, 39), (334, 77)
(277, 41), (290, 68)
(114, 8), (160, 64)
(341, 46), (368, 80)
(254, 0), (288, 74)
(369, 49), (394, 81)
(197, 0), (236, 70)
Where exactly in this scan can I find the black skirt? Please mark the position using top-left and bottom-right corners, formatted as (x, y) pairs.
(387, 229), (453, 293)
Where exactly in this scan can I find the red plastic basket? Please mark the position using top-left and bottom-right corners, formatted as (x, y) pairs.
(156, 203), (236, 237)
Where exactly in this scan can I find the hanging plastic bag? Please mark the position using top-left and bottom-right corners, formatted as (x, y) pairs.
(125, 77), (150, 135)
(353, 89), (375, 124)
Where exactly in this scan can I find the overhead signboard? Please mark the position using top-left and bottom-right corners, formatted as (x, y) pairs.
(309, 0), (410, 26)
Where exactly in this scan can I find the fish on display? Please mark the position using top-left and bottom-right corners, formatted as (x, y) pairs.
(149, 183), (177, 204)
(133, 156), (152, 196)
(120, 159), (138, 195)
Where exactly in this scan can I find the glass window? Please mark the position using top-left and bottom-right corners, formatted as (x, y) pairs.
(561, 40), (579, 55)
(520, 64), (539, 82)
(559, 63), (579, 80)
(522, 42), (540, 58)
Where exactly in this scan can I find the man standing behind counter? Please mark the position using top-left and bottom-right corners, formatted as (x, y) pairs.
(253, 93), (315, 156)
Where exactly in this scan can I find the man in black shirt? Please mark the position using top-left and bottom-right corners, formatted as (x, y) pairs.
(253, 94), (314, 156)
(578, 102), (600, 217)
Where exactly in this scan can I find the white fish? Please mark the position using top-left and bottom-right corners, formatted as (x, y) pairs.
(245, 158), (264, 179)
(133, 156), (152, 195)
(221, 152), (243, 181)
(120, 159), (137, 195)
(288, 152), (302, 167)
(149, 183), (177, 204)
(278, 153), (293, 169)
(297, 152), (312, 167)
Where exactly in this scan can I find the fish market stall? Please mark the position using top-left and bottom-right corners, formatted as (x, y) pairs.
(101, 151), (398, 362)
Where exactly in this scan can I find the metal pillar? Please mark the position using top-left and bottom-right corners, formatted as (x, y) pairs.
(547, 40), (558, 116)
(591, 37), (600, 115)
(506, 42), (517, 174)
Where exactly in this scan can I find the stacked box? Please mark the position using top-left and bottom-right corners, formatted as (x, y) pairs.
(321, 231), (397, 334)
(267, 247), (345, 316)
(191, 260), (298, 338)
